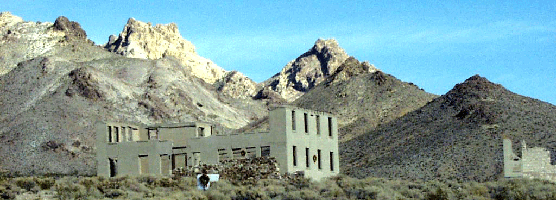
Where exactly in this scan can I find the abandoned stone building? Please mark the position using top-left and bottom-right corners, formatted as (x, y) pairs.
(503, 138), (556, 182)
(96, 106), (339, 181)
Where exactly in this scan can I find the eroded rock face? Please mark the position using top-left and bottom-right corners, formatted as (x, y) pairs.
(215, 71), (258, 99)
(104, 18), (226, 84)
(0, 11), (23, 28)
(53, 16), (87, 40)
(326, 57), (379, 84)
(258, 39), (351, 102)
(0, 12), (65, 75)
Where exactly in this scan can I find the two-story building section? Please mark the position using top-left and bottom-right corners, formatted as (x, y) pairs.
(96, 106), (339, 181)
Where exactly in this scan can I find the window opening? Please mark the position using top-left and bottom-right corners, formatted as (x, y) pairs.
(328, 117), (333, 137)
(292, 111), (296, 131)
(232, 148), (244, 159)
(246, 147), (257, 158)
(218, 148), (229, 162)
(316, 115), (320, 135)
(293, 146), (297, 166)
(108, 126), (112, 142)
(198, 127), (205, 137)
(306, 148), (310, 168)
(171, 153), (187, 169)
(160, 155), (170, 175)
(318, 149), (322, 169)
(114, 127), (119, 142)
(261, 146), (271, 157)
(139, 155), (148, 174)
(330, 152), (334, 171)
(304, 113), (308, 133)
(193, 152), (201, 166)
(109, 158), (117, 177)
(121, 127), (126, 142)
(127, 127), (133, 141)
(148, 129), (158, 140)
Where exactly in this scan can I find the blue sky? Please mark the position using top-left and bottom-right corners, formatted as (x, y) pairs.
(4, 0), (556, 105)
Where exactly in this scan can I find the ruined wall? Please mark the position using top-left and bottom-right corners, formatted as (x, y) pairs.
(503, 139), (522, 178)
(521, 142), (556, 182)
(503, 138), (556, 182)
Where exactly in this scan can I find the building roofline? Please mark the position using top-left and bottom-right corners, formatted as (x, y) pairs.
(270, 105), (335, 117)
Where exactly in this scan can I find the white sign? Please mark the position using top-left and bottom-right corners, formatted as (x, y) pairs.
(197, 174), (220, 190)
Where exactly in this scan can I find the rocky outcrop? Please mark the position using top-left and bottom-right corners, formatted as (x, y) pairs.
(0, 11), (23, 28)
(215, 71), (258, 99)
(104, 18), (226, 84)
(326, 57), (379, 84)
(0, 12), (65, 75)
(258, 39), (351, 102)
(52, 16), (87, 40)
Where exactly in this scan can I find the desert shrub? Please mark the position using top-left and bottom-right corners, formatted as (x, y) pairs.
(0, 182), (18, 199)
(425, 186), (449, 200)
(206, 189), (231, 200)
(316, 179), (345, 198)
(523, 179), (556, 200)
(55, 177), (88, 199)
(96, 177), (124, 192)
(485, 179), (556, 200)
(78, 177), (99, 191)
(262, 182), (286, 198)
(174, 189), (208, 200)
(120, 177), (150, 194)
(233, 186), (268, 200)
(14, 177), (36, 191)
(35, 177), (56, 190)
(103, 189), (126, 198)
(283, 189), (321, 200)
(287, 176), (312, 190)
(155, 177), (179, 188)
(137, 174), (157, 186)
(210, 179), (236, 197)
(461, 181), (489, 198)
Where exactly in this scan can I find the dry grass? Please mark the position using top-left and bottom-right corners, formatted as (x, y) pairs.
(1, 174), (555, 199)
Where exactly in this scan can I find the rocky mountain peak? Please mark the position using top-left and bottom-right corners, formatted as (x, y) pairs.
(257, 38), (352, 102)
(311, 38), (345, 60)
(441, 75), (508, 124)
(445, 74), (505, 104)
(0, 13), (68, 76)
(458, 74), (503, 91)
(0, 12), (23, 28)
(104, 17), (226, 84)
(53, 16), (87, 40)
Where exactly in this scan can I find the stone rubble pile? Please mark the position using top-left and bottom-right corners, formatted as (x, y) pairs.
(173, 157), (283, 183)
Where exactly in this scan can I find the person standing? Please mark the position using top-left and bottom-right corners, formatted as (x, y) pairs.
(198, 169), (210, 190)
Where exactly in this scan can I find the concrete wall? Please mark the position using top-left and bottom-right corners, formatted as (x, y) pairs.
(503, 138), (556, 182)
(521, 141), (556, 181)
(503, 138), (522, 178)
(96, 106), (339, 181)
(276, 106), (340, 181)
(96, 122), (172, 177)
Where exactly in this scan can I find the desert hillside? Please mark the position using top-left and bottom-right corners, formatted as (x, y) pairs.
(341, 75), (556, 182)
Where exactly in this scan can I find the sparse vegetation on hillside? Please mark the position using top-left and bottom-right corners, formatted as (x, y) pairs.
(296, 58), (437, 141)
(341, 75), (556, 182)
(1, 175), (555, 199)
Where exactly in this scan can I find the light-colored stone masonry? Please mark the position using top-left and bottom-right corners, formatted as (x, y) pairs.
(97, 106), (339, 181)
(503, 138), (556, 182)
